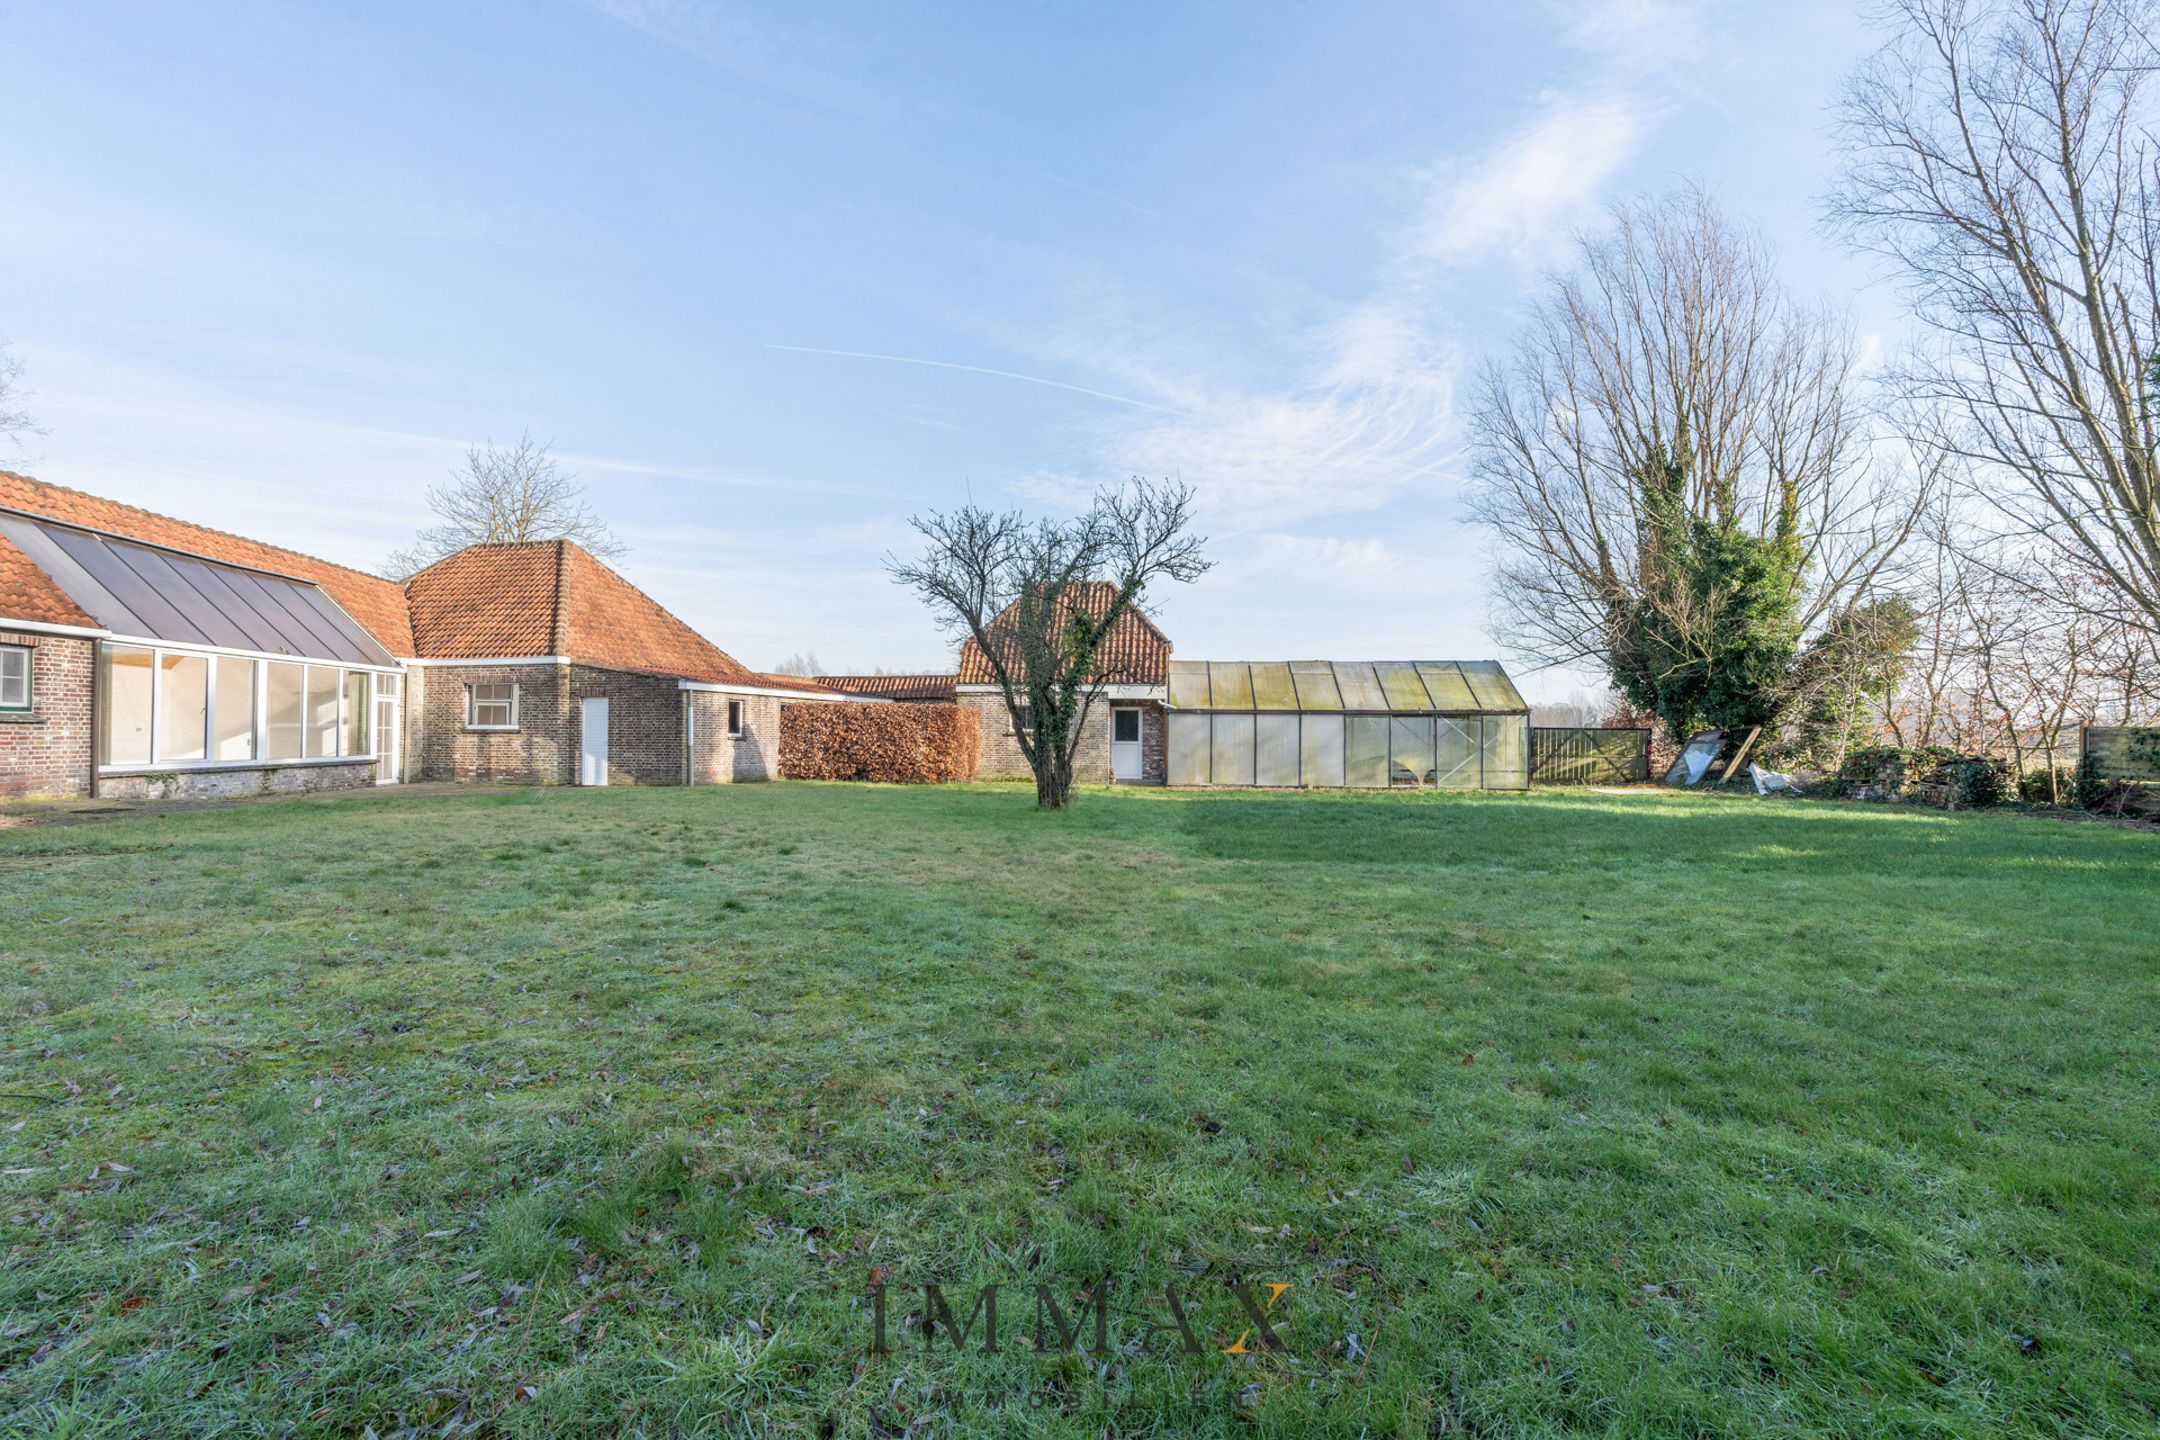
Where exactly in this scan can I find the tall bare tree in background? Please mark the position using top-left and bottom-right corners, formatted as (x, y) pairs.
(1468, 186), (1920, 732)
(1832, 0), (2160, 631)
(386, 433), (625, 578)
(0, 341), (39, 448)
(889, 479), (1209, 810)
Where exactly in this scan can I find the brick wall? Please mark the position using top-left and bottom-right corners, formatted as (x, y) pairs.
(0, 632), (94, 798)
(688, 691), (783, 782)
(565, 666), (685, 785)
(960, 689), (1169, 784)
(414, 663), (574, 784)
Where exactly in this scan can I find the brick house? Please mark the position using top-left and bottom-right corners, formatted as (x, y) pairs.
(0, 471), (841, 799)
(947, 583), (1172, 786)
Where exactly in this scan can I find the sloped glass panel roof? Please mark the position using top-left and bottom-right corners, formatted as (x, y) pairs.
(0, 513), (397, 667)
(1165, 660), (1529, 715)
(1374, 661), (1435, 710)
(1288, 661), (1341, 710)
(1416, 662), (1480, 712)
(1249, 661), (1299, 710)
(1333, 662), (1391, 710)
(1460, 660), (1528, 712)
(1207, 661), (1255, 709)
(1166, 659), (1211, 709)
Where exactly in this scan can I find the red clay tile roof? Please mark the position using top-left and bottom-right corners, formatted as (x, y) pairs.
(957, 582), (1171, 686)
(406, 540), (772, 687)
(0, 533), (97, 628)
(0, 469), (415, 656)
(818, 673), (959, 702)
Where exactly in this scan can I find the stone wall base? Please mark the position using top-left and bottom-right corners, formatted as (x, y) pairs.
(100, 760), (379, 801)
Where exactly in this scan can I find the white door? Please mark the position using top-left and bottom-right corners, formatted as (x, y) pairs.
(373, 674), (401, 784)
(1111, 707), (1143, 781)
(579, 697), (610, 785)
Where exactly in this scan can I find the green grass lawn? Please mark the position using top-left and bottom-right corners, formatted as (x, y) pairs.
(2, 783), (2156, 1438)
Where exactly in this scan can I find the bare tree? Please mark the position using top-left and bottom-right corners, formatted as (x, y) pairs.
(771, 652), (824, 678)
(1831, 0), (2160, 631)
(386, 433), (624, 578)
(0, 340), (41, 448)
(889, 479), (1209, 810)
(1468, 186), (1921, 712)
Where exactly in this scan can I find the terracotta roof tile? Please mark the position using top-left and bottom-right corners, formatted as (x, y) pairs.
(0, 469), (415, 655)
(0, 533), (97, 628)
(957, 582), (1171, 686)
(818, 673), (958, 702)
(406, 540), (771, 686)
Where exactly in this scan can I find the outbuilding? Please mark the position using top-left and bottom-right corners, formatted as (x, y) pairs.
(1164, 660), (1530, 789)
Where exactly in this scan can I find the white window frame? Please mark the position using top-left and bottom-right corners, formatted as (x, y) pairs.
(466, 682), (520, 731)
(97, 639), (389, 774)
(726, 699), (745, 738)
(0, 643), (31, 712)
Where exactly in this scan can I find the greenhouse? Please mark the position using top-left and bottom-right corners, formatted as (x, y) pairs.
(1164, 660), (1530, 790)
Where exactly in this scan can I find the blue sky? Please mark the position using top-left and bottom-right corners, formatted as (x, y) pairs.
(1, 1), (1891, 694)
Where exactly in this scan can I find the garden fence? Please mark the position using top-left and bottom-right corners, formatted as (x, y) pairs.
(2079, 726), (2160, 783)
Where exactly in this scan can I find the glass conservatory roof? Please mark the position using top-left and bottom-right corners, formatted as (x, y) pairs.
(0, 513), (398, 667)
(1165, 659), (1527, 714)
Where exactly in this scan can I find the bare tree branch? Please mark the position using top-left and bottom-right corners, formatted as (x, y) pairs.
(386, 432), (625, 578)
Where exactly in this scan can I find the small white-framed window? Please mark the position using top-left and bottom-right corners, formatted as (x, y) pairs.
(726, 699), (745, 738)
(1013, 704), (1035, 737)
(0, 644), (30, 712)
(467, 682), (518, 730)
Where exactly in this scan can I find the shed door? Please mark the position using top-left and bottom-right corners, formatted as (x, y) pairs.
(579, 696), (610, 786)
(1111, 707), (1142, 780)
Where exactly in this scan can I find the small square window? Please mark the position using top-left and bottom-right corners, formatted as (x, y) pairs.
(1013, 705), (1034, 736)
(0, 645), (29, 711)
(468, 682), (518, 729)
(726, 700), (745, 738)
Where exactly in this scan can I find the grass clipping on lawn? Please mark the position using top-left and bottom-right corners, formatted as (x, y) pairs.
(779, 699), (981, 782)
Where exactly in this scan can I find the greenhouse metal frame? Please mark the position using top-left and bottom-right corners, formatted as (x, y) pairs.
(1164, 660), (1531, 790)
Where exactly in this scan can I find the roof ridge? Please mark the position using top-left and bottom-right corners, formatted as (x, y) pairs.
(0, 468), (397, 588)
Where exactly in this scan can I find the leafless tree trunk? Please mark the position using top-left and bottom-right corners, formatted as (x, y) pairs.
(1831, 0), (2160, 632)
(386, 433), (625, 578)
(1468, 186), (1920, 688)
(888, 480), (1208, 810)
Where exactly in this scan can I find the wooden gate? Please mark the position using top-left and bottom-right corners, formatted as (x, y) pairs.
(1530, 726), (1651, 784)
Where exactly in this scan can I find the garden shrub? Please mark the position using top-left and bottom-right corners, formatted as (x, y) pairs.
(779, 701), (981, 783)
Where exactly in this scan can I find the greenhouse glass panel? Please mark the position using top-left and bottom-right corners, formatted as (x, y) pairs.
(1208, 663), (1256, 710)
(1389, 716), (1436, 786)
(264, 662), (304, 760)
(1288, 661), (1341, 710)
(1166, 712), (1211, 785)
(158, 652), (208, 762)
(1345, 715), (1389, 787)
(215, 656), (255, 761)
(1300, 714), (1345, 786)
(1166, 660), (1211, 709)
(1481, 714), (1530, 789)
(1334, 663), (1390, 711)
(1250, 662), (1299, 711)
(1254, 714), (1300, 785)
(345, 671), (370, 756)
(305, 665), (341, 757)
(1211, 713), (1256, 786)
(100, 646), (153, 767)
(1435, 717), (1480, 788)
(1376, 663), (1435, 711)
(1460, 661), (1528, 712)
(1416, 663), (1479, 712)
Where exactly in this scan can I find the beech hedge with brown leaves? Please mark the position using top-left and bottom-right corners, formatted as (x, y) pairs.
(778, 701), (981, 783)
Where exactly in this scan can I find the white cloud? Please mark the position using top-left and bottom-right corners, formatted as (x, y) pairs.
(1413, 93), (1658, 269)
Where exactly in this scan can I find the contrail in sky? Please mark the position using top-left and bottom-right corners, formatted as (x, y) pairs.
(764, 344), (1177, 413)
